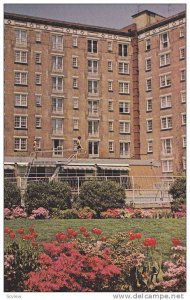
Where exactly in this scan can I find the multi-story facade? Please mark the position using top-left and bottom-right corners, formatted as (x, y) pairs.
(4, 10), (186, 177)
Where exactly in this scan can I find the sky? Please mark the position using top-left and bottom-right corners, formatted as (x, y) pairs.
(4, 3), (186, 29)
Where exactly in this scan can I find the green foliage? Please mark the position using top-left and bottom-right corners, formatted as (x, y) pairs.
(51, 208), (79, 219)
(76, 180), (126, 214)
(4, 242), (39, 292)
(24, 181), (72, 214)
(169, 177), (186, 212)
(4, 181), (21, 209)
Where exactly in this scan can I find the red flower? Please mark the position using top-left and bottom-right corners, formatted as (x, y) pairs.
(66, 228), (78, 238)
(129, 234), (136, 241)
(101, 236), (107, 242)
(80, 226), (87, 233)
(18, 227), (25, 234)
(135, 232), (142, 239)
(21, 234), (34, 241)
(143, 238), (156, 247)
(172, 238), (181, 247)
(55, 232), (66, 242)
(32, 241), (38, 247)
(91, 228), (102, 235)
(128, 230), (133, 235)
(83, 232), (90, 238)
(4, 227), (11, 234)
(9, 231), (15, 240)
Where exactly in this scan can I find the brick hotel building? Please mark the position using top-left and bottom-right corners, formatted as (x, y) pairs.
(4, 10), (186, 177)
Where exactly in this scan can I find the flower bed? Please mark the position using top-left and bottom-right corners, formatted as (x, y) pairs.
(4, 225), (186, 292)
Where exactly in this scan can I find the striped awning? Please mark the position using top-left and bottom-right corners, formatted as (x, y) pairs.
(62, 165), (95, 170)
(97, 165), (129, 171)
(4, 164), (15, 170)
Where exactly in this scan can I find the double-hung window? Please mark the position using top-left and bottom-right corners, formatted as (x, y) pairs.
(15, 29), (27, 46)
(72, 56), (78, 68)
(160, 73), (171, 88)
(14, 137), (27, 151)
(162, 138), (172, 154)
(147, 140), (153, 153)
(118, 62), (129, 74)
(161, 116), (172, 130)
(14, 115), (27, 129)
(160, 53), (170, 67)
(52, 56), (63, 71)
(181, 91), (186, 103)
(147, 119), (153, 132)
(52, 97), (63, 113)
(88, 40), (98, 53)
(145, 58), (151, 71)
(36, 116), (42, 128)
(52, 34), (63, 50)
(180, 69), (185, 82)
(145, 39), (151, 51)
(146, 98), (152, 112)
(146, 78), (152, 91)
(160, 94), (172, 109)
(119, 121), (130, 134)
(179, 47), (185, 60)
(119, 82), (129, 94)
(118, 44), (128, 57)
(160, 32), (169, 49)
(162, 160), (173, 172)
(15, 50), (27, 63)
(88, 60), (98, 73)
(35, 73), (42, 85)
(181, 113), (186, 125)
(14, 72), (27, 85)
(15, 93), (27, 107)
(109, 141), (114, 152)
(108, 61), (113, 72)
(120, 142), (130, 157)
(88, 120), (99, 135)
(52, 76), (63, 92)
(88, 80), (98, 94)
(52, 118), (63, 135)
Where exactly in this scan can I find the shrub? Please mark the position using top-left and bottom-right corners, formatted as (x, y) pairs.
(52, 208), (79, 219)
(29, 207), (49, 219)
(4, 207), (27, 220)
(24, 181), (72, 214)
(169, 177), (186, 212)
(76, 180), (126, 215)
(4, 181), (21, 209)
(78, 207), (97, 219)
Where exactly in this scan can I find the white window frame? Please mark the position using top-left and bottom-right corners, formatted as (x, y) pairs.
(120, 142), (130, 157)
(35, 73), (42, 85)
(147, 140), (153, 153)
(88, 120), (99, 135)
(73, 118), (79, 130)
(36, 31), (41, 42)
(52, 97), (64, 113)
(35, 52), (42, 64)
(15, 50), (28, 63)
(108, 61), (113, 72)
(108, 100), (114, 112)
(15, 29), (27, 46)
(108, 41), (113, 52)
(118, 62), (129, 74)
(179, 27), (185, 38)
(146, 78), (152, 91)
(52, 34), (63, 51)
(14, 71), (28, 85)
(88, 100), (99, 116)
(72, 56), (78, 68)
(88, 140), (99, 157)
(108, 80), (113, 92)
(160, 32), (170, 50)
(162, 159), (173, 173)
(119, 121), (130, 134)
(88, 60), (98, 73)
(183, 157), (186, 171)
(146, 119), (153, 132)
(88, 80), (98, 95)
(35, 116), (42, 128)
(52, 118), (64, 135)
(145, 58), (151, 71)
(182, 135), (186, 148)
(108, 141), (114, 152)
(118, 43), (128, 57)
(161, 116), (172, 130)
(162, 138), (173, 155)
(14, 115), (27, 129)
(52, 76), (64, 92)
(180, 69), (185, 81)
(108, 121), (114, 132)
(14, 137), (27, 151)
(181, 91), (186, 103)
(52, 55), (63, 71)
(73, 77), (78, 89)
(146, 98), (152, 112)
(160, 73), (171, 88)
(145, 38), (151, 51)
(87, 39), (98, 53)
(181, 113), (186, 125)
(119, 101), (130, 114)
(72, 36), (78, 47)
(14, 93), (28, 107)
(119, 81), (130, 94)
(179, 47), (185, 60)
(73, 97), (79, 109)
(160, 94), (172, 109)
(35, 94), (42, 107)
(160, 52), (170, 67)
(52, 139), (64, 156)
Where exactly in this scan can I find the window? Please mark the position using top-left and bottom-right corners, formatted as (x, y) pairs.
(160, 74), (171, 88)
(87, 40), (98, 53)
(36, 116), (42, 128)
(180, 69), (185, 82)
(88, 141), (99, 156)
(147, 140), (153, 153)
(52, 76), (63, 92)
(73, 97), (79, 109)
(145, 58), (151, 71)
(119, 102), (130, 114)
(108, 121), (114, 132)
(146, 99), (152, 112)
(35, 95), (42, 107)
(108, 81), (113, 92)
(118, 62), (129, 74)
(162, 160), (173, 172)
(118, 44), (128, 57)
(108, 141), (114, 152)
(15, 29), (27, 46)
(119, 82), (129, 94)
(88, 100), (99, 116)
(35, 138), (41, 150)
(160, 53), (170, 67)
(15, 50), (27, 63)
(52, 97), (63, 113)
(161, 116), (172, 130)
(52, 139), (63, 156)
(88, 80), (98, 94)
(108, 41), (113, 52)
(14, 115), (27, 129)
(52, 118), (63, 135)
(147, 119), (153, 132)
(14, 72), (27, 85)
(88, 120), (99, 135)
(160, 95), (172, 109)
(181, 113), (186, 125)
(73, 118), (79, 130)
(88, 60), (98, 73)
(52, 56), (63, 70)
(146, 78), (152, 91)
(179, 27), (185, 38)
(120, 142), (130, 157)
(108, 100), (113, 112)
(36, 31), (41, 42)
(73, 78), (78, 89)
(183, 157), (186, 171)
(145, 39), (151, 51)
(35, 73), (42, 85)
(162, 138), (172, 154)
(160, 32), (169, 49)
(108, 61), (113, 72)
(72, 57), (78, 68)
(52, 34), (63, 50)
(14, 137), (27, 151)
(119, 121), (130, 134)
(35, 52), (41, 64)
(179, 48), (185, 60)
(15, 93), (27, 107)
(182, 136), (186, 148)
(181, 91), (186, 103)
(72, 36), (78, 47)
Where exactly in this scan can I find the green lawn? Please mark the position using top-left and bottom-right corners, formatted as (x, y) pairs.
(5, 218), (186, 260)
